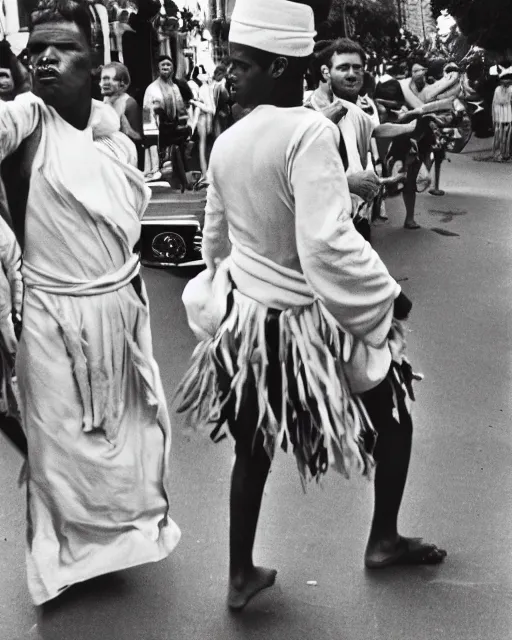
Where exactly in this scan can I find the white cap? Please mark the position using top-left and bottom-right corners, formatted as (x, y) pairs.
(499, 66), (512, 79)
(229, 0), (316, 58)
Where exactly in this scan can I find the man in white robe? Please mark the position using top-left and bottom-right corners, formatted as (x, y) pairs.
(0, 0), (180, 605)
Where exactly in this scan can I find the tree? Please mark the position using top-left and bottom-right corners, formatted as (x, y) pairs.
(317, 0), (401, 61)
(431, 0), (512, 53)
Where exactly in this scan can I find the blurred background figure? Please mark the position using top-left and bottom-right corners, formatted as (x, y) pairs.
(492, 66), (512, 162)
(100, 62), (144, 170)
(0, 38), (26, 455)
(192, 64), (230, 185)
(143, 54), (193, 189)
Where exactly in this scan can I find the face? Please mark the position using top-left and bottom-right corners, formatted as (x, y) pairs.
(100, 67), (124, 97)
(227, 43), (276, 108)
(501, 78), (512, 87)
(28, 21), (91, 109)
(323, 52), (364, 100)
(158, 59), (174, 80)
(411, 63), (427, 90)
(0, 68), (14, 98)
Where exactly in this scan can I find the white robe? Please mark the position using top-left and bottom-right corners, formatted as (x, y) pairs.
(0, 93), (180, 605)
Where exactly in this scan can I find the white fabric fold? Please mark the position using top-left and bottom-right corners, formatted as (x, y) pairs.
(23, 253), (140, 296)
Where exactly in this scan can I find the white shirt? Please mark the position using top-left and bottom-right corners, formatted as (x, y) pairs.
(203, 105), (400, 345)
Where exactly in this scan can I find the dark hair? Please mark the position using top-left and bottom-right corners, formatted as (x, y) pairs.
(362, 71), (376, 98)
(31, 0), (92, 46)
(326, 38), (366, 67)
(213, 63), (227, 82)
(426, 57), (446, 80)
(310, 39), (334, 82)
(158, 55), (173, 65)
(409, 56), (428, 74)
(101, 61), (131, 88)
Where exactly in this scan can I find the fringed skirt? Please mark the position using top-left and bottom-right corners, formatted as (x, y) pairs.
(176, 289), (376, 486)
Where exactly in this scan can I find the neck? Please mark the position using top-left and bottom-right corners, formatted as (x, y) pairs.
(106, 91), (125, 101)
(318, 82), (330, 97)
(56, 95), (92, 130)
(333, 89), (357, 104)
(271, 79), (304, 108)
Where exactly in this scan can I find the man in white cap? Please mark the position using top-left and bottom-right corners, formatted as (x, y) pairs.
(177, 0), (446, 611)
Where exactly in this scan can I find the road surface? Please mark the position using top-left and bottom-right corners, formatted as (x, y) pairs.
(1, 138), (511, 640)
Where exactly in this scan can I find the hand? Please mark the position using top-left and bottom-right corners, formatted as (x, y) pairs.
(320, 101), (348, 125)
(347, 171), (381, 202)
(397, 108), (422, 123)
(394, 291), (412, 320)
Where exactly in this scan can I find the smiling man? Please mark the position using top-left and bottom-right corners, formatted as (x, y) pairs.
(0, 0), (180, 606)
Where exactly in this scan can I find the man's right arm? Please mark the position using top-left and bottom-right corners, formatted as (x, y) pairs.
(0, 93), (42, 161)
(291, 119), (401, 346)
(124, 97), (143, 141)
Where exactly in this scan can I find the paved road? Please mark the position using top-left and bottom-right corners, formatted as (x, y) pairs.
(1, 139), (511, 640)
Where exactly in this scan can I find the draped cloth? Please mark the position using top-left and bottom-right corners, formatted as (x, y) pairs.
(0, 93), (180, 605)
(492, 85), (512, 160)
(0, 213), (22, 418)
(143, 78), (187, 128)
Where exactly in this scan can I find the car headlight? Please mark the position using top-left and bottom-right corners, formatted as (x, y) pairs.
(151, 232), (187, 261)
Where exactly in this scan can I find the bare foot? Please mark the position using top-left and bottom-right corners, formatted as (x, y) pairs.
(228, 566), (277, 611)
(365, 535), (447, 569)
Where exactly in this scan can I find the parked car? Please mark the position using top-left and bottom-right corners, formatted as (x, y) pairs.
(140, 183), (205, 267)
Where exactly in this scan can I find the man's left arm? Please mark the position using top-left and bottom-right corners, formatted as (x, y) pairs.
(373, 120), (417, 138)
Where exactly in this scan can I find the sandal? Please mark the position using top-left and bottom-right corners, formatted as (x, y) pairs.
(404, 221), (421, 230)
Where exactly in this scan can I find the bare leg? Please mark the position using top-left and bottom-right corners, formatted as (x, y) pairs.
(429, 151), (445, 196)
(403, 160), (421, 229)
(228, 438), (276, 610)
(198, 126), (208, 178)
(364, 380), (412, 552)
(363, 377), (446, 567)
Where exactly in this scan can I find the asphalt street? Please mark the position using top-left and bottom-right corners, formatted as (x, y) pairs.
(1, 137), (511, 640)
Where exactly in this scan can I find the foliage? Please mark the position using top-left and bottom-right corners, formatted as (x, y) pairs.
(317, 0), (403, 62)
(431, 0), (512, 52)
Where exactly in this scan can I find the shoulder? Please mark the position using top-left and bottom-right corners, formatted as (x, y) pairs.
(125, 95), (140, 112)
(143, 81), (159, 100)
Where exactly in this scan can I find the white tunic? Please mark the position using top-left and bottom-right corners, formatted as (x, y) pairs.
(202, 105), (401, 391)
(0, 93), (181, 605)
